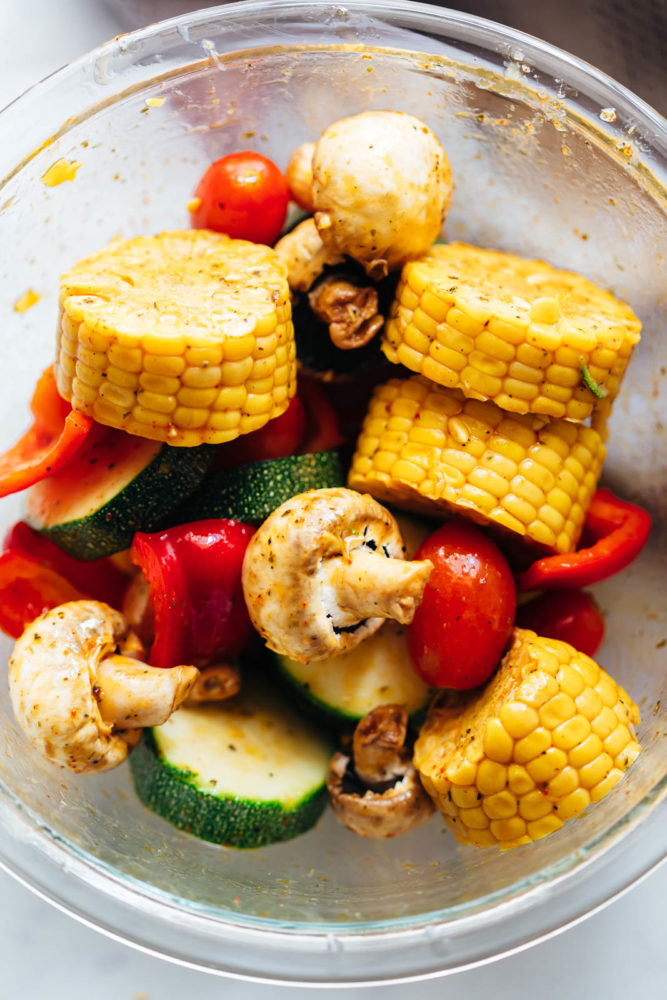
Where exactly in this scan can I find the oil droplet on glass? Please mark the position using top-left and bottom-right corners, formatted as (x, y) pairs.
(41, 158), (82, 187)
(14, 289), (40, 313)
(186, 196), (202, 213)
(145, 97), (165, 108)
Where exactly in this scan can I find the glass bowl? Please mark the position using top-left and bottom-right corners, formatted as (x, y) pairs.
(0, 0), (664, 985)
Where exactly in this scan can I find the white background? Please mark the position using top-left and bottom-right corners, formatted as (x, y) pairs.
(1, 2), (665, 998)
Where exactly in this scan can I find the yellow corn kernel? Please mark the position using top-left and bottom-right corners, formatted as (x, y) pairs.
(414, 629), (641, 849)
(349, 376), (605, 554)
(382, 243), (640, 420)
(56, 229), (295, 445)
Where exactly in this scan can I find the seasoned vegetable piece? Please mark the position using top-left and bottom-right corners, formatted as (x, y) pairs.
(274, 621), (430, 724)
(414, 628), (641, 848)
(0, 366), (92, 499)
(517, 589), (605, 657)
(130, 683), (333, 848)
(348, 376), (605, 554)
(189, 151), (289, 245)
(26, 424), (212, 559)
(9, 601), (198, 773)
(312, 112), (453, 276)
(182, 450), (345, 524)
(327, 705), (434, 838)
(407, 520), (516, 690)
(383, 243), (641, 421)
(275, 217), (344, 292)
(130, 519), (255, 669)
(286, 141), (316, 213)
(242, 487), (433, 662)
(518, 488), (652, 590)
(56, 230), (295, 446)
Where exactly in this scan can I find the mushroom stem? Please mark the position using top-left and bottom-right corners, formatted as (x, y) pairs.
(353, 705), (409, 790)
(322, 552), (432, 626)
(185, 663), (241, 705)
(94, 656), (199, 729)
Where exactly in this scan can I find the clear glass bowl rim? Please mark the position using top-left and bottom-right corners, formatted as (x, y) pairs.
(0, 0), (665, 985)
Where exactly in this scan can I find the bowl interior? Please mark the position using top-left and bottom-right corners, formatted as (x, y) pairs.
(0, 0), (664, 978)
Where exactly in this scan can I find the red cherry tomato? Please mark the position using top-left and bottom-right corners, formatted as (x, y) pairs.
(516, 589), (605, 658)
(211, 397), (307, 471)
(406, 520), (516, 690)
(190, 151), (289, 246)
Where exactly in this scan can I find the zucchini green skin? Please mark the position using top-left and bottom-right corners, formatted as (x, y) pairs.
(31, 444), (213, 560)
(130, 731), (328, 849)
(272, 622), (432, 727)
(182, 449), (344, 523)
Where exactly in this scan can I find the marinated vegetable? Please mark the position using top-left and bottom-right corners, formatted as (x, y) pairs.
(9, 601), (198, 773)
(55, 230), (295, 446)
(414, 628), (641, 848)
(383, 243), (641, 420)
(241, 487), (433, 661)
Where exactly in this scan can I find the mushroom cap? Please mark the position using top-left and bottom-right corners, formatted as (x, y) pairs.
(312, 111), (453, 274)
(286, 141), (316, 214)
(327, 750), (435, 839)
(241, 487), (406, 661)
(9, 600), (132, 773)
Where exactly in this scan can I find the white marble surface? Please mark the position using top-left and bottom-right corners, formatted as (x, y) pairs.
(1, 2), (666, 997)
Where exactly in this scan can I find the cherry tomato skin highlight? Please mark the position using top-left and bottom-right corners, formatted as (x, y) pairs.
(517, 589), (605, 658)
(190, 152), (289, 246)
(407, 520), (516, 690)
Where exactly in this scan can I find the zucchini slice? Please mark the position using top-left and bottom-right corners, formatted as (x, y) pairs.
(130, 685), (333, 849)
(182, 449), (344, 523)
(274, 621), (431, 725)
(26, 430), (212, 559)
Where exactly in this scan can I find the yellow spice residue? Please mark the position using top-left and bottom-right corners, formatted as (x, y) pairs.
(41, 158), (82, 187)
(145, 97), (165, 108)
(186, 196), (202, 213)
(14, 288), (40, 313)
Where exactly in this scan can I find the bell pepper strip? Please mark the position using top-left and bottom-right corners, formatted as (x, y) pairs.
(0, 366), (93, 498)
(0, 551), (87, 638)
(518, 489), (652, 591)
(297, 376), (345, 454)
(3, 521), (128, 611)
(211, 396), (307, 472)
(130, 519), (256, 668)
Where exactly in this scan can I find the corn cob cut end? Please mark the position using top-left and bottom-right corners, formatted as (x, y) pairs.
(383, 243), (641, 421)
(414, 628), (641, 849)
(56, 230), (296, 446)
(348, 375), (605, 555)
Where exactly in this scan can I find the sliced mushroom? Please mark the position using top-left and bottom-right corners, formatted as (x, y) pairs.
(274, 217), (344, 293)
(327, 705), (435, 838)
(286, 141), (316, 213)
(308, 274), (384, 350)
(312, 111), (453, 277)
(8, 600), (198, 773)
(241, 487), (433, 661)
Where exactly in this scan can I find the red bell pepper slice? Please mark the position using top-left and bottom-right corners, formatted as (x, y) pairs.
(130, 519), (256, 668)
(211, 396), (307, 472)
(0, 366), (92, 498)
(0, 551), (88, 638)
(518, 489), (652, 591)
(297, 376), (345, 454)
(3, 521), (128, 611)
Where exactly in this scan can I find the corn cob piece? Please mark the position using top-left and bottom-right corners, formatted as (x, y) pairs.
(383, 243), (641, 421)
(348, 375), (605, 554)
(414, 628), (641, 849)
(56, 230), (296, 446)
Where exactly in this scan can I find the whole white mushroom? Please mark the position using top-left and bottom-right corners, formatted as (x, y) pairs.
(312, 111), (453, 277)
